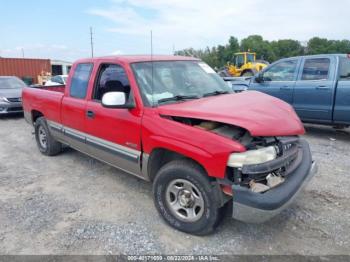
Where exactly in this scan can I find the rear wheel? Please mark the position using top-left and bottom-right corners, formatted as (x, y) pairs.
(34, 117), (62, 156)
(153, 159), (225, 235)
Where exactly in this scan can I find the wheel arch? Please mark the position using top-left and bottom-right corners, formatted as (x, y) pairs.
(31, 110), (44, 124)
(240, 69), (257, 76)
(146, 147), (211, 182)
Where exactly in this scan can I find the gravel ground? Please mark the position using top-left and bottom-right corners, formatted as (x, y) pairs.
(0, 115), (349, 255)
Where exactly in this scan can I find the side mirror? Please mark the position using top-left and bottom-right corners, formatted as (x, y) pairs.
(255, 73), (264, 83)
(101, 92), (134, 109)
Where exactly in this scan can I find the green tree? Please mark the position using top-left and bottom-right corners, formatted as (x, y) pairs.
(176, 36), (350, 69)
(240, 35), (276, 61)
(271, 39), (304, 60)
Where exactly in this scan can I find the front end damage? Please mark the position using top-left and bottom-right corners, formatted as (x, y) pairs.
(230, 138), (316, 223)
(167, 117), (317, 223)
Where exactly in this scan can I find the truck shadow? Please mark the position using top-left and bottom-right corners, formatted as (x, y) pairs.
(303, 124), (350, 142)
(0, 113), (24, 120)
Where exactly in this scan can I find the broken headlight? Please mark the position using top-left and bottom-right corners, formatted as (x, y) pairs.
(227, 146), (277, 168)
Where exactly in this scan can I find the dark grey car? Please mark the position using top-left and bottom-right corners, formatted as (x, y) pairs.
(0, 76), (26, 114)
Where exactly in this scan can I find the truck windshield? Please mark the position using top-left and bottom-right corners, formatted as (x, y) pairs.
(0, 77), (26, 89)
(131, 61), (231, 106)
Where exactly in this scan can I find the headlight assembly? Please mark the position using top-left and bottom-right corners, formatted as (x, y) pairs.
(227, 146), (277, 168)
(0, 97), (9, 103)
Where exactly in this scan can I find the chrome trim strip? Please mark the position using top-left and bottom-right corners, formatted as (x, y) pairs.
(64, 127), (86, 143)
(86, 137), (139, 163)
(47, 120), (141, 163)
(67, 141), (145, 180)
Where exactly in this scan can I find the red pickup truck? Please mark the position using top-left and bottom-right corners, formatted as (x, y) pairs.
(23, 55), (316, 235)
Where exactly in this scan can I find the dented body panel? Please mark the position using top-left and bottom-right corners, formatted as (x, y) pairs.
(157, 91), (305, 137)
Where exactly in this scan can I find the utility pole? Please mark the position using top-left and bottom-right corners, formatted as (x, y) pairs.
(90, 27), (94, 58)
(21, 48), (25, 58)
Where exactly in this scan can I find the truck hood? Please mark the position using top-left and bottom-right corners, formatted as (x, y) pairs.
(0, 88), (23, 98)
(157, 91), (305, 137)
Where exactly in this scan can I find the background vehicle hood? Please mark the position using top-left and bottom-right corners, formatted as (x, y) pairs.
(0, 88), (23, 98)
(157, 91), (305, 137)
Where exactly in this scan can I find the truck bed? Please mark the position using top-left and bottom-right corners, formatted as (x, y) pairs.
(30, 84), (65, 93)
(22, 85), (65, 124)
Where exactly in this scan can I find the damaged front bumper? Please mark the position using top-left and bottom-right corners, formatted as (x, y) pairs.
(231, 139), (317, 223)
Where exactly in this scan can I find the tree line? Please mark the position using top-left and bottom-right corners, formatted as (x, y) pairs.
(175, 35), (350, 68)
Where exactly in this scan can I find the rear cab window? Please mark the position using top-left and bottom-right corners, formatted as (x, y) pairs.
(339, 57), (350, 80)
(301, 58), (330, 81)
(70, 63), (93, 99)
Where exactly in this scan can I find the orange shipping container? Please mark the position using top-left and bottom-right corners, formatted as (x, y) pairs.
(0, 58), (51, 84)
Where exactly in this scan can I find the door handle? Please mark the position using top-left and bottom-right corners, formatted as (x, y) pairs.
(280, 86), (292, 90)
(316, 86), (330, 90)
(86, 110), (95, 119)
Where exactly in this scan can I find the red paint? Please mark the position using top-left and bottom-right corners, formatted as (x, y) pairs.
(157, 91), (305, 137)
(22, 55), (305, 179)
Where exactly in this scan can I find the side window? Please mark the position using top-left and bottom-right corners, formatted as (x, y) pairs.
(93, 64), (131, 101)
(339, 58), (350, 80)
(51, 76), (58, 83)
(70, 63), (93, 99)
(263, 60), (298, 81)
(301, 58), (330, 81)
(54, 76), (64, 84)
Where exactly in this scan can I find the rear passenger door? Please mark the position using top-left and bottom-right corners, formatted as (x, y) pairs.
(293, 57), (336, 121)
(249, 59), (299, 104)
(61, 63), (93, 152)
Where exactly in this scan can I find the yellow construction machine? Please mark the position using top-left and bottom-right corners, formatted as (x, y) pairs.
(221, 52), (269, 77)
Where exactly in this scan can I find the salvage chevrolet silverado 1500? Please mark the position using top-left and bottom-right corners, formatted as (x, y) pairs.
(22, 55), (317, 235)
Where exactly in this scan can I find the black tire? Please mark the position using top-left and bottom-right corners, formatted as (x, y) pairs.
(241, 70), (255, 77)
(34, 117), (62, 156)
(153, 159), (224, 235)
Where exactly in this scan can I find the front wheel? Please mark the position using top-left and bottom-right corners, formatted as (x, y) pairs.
(153, 160), (225, 235)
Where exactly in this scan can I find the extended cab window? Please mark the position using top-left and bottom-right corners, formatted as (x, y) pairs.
(93, 64), (131, 101)
(301, 58), (330, 81)
(70, 63), (93, 99)
(339, 57), (350, 80)
(262, 60), (297, 81)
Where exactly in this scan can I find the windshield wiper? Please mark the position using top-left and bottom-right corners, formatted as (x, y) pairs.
(157, 95), (199, 104)
(202, 90), (230, 97)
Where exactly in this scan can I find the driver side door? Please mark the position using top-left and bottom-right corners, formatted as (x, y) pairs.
(84, 63), (143, 177)
(249, 59), (300, 104)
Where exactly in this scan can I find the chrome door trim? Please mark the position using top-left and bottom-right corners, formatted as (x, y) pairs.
(46, 120), (149, 180)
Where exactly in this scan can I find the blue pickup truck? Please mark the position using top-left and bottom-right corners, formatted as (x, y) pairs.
(232, 54), (350, 127)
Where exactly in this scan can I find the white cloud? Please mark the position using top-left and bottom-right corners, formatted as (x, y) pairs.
(0, 44), (88, 61)
(111, 50), (123, 55)
(88, 0), (350, 53)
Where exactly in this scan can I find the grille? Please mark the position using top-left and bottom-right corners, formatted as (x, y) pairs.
(7, 107), (23, 112)
(7, 97), (22, 103)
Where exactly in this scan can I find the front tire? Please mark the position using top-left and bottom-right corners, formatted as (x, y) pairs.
(34, 117), (62, 156)
(153, 160), (224, 235)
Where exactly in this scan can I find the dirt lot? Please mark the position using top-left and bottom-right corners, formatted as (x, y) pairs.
(0, 115), (349, 255)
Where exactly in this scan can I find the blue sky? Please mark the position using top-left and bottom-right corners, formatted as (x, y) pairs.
(1, 0), (349, 62)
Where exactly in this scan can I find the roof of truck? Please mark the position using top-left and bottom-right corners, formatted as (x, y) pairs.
(75, 55), (200, 64)
(280, 54), (349, 60)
